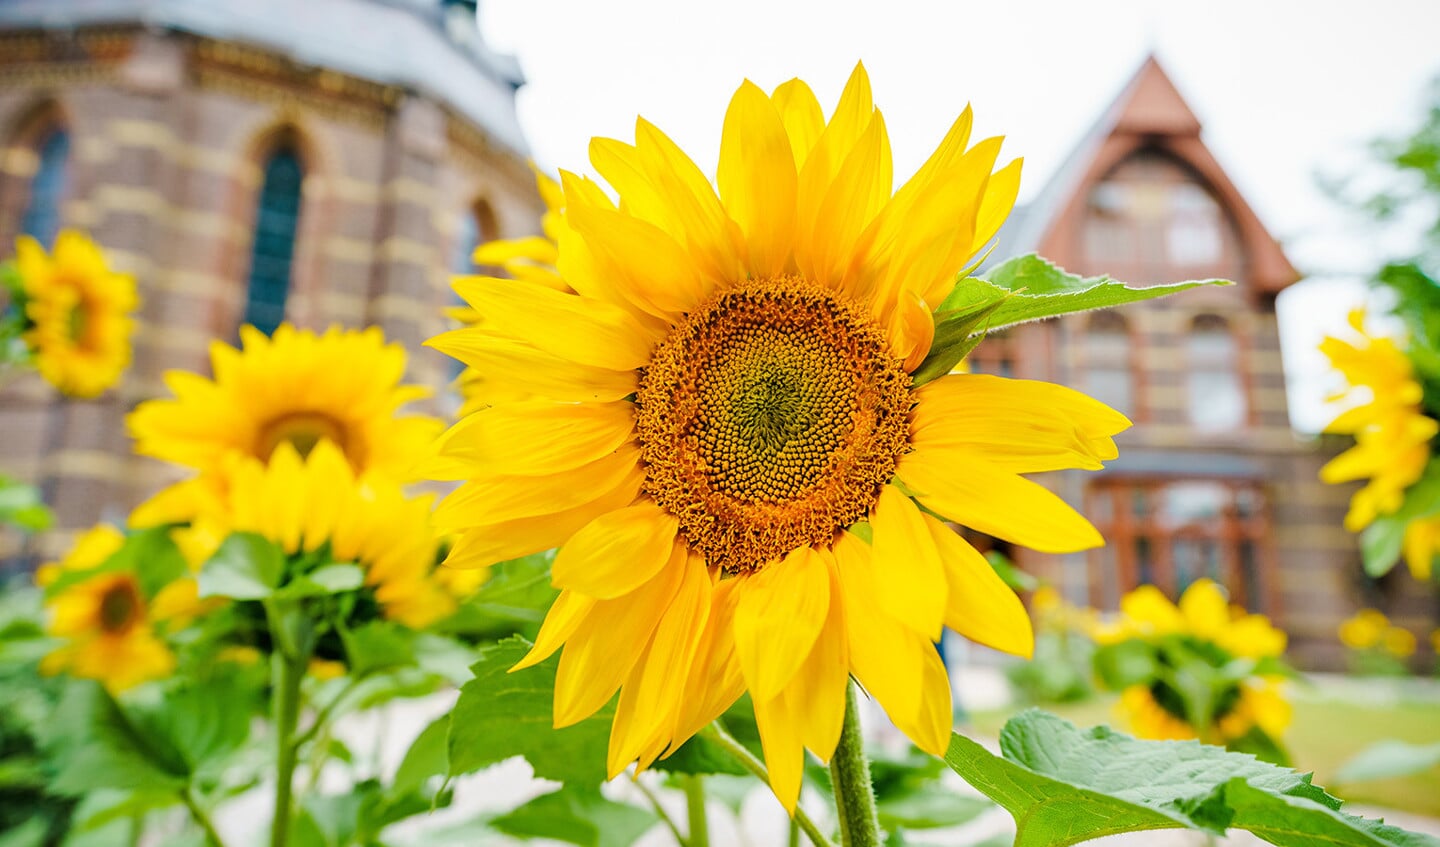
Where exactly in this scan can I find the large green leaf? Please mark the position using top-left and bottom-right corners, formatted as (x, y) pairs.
(944, 710), (1438, 847)
(489, 785), (656, 847)
(979, 254), (1227, 328)
(447, 636), (614, 786)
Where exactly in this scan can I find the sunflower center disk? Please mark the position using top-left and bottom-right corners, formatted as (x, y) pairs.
(636, 276), (912, 574)
(98, 579), (143, 634)
(256, 412), (351, 462)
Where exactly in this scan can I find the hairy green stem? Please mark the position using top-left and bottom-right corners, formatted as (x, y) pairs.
(270, 652), (306, 847)
(828, 684), (881, 847)
(699, 722), (833, 847)
(682, 774), (709, 847)
(181, 789), (226, 847)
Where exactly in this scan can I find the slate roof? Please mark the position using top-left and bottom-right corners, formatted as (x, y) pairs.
(0, 0), (531, 155)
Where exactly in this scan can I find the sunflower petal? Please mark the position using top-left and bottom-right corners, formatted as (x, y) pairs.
(869, 484), (947, 640)
(922, 514), (1033, 658)
(733, 545), (831, 700)
(551, 501), (680, 599)
(719, 80), (798, 278)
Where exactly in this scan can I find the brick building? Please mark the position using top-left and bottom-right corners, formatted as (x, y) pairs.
(0, 0), (543, 566)
(977, 57), (1436, 667)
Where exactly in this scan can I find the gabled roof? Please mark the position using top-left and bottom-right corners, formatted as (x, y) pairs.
(993, 55), (1298, 292)
(0, 0), (531, 156)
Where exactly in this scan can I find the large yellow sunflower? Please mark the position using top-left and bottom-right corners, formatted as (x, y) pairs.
(39, 528), (204, 693)
(179, 440), (457, 630)
(427, 65), (1129, 810)
(128, 324), (441, 484)
(15, 230), (136, 398)
(1320, 308), (1436, 533)
(1095, 580), (1290, 745)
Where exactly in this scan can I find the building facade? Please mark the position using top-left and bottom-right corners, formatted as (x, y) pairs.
(979, 58), (1434, 668)
(0, 0), (544, 566)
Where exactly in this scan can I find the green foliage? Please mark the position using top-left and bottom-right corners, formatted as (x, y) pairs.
(945, 710), (1439, 847)
(447, 636), (614, 786)
(1336, 740), (1440, 785)
(1007, 631), (1095, 705)
(440, 553), (558, 640)
(1360, 459), (1440, 577)
(198, 532), (286, 600)
(915, 254), (1227, 386)
(490, 785), (657, 847)
(0, 475), (52, 533)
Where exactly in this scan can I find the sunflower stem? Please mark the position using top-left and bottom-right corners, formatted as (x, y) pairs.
(828, 683), (881, 847)
(682, 774), (708, 847)
(265, 600), (313, 847)
(181, 788), (226, 847)
(699, 721), (833, 847)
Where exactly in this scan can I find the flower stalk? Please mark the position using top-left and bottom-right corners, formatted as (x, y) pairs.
(266, 601), (314, 847)
(828, 683), (881, 847)
(682, 774), (709, 847)
(698, 721), (833, 847)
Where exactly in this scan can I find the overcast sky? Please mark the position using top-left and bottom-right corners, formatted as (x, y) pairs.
(479, 0), (1440, 432)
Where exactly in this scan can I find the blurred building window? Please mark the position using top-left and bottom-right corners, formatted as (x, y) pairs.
(243, 146), (303, 336)
(967, 329), (1016, 377)
(1083, 310), (1134, 416)
(19, 129), (70, 246)
(1186, 314), (1246, 432)
(1086, 479), (1273, 614)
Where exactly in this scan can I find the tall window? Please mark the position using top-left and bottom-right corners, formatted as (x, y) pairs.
(20, 129), (70, 245)
(446, 200), (499, 381)
(1083, 311), (1134, 416)
(1082, 150), (1238, 279)
(243, 146), (304, 335)
(1186, 314), (1246, 432)
(1086, 479), (1273, 613)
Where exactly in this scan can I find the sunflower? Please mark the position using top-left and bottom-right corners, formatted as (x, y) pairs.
(1337, 608), (1390, 650)
(127, 324), (441, 485)
(427, 64), (1128, 810)
(182, 440), (457, 630)
(1319, 308), (1436, 534)
(14, 230), (136, 398)
(1097, 580), (1290, 744)
(38, 529), (204, 693)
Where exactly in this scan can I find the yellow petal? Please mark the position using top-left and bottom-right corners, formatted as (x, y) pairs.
(668, 577), (747, 746)
(426, 330), (637, 403)
(801, 111), (891, 289)
(752, 689), (804, 814)
(421, 400), (634, 480)
(831, 532), (926, 728)
(513, 590), (597, 671)
(1178, 579), (1230, 639)
(888, 646), (953, 757)
(719, 80), (798, 278)
(733, 545), (831, 700)
(551, 501), (680, 599)
(451, 276), (660, 370)
(869, 484), (947, 640)
(770, 78), (825, 170)
(433, 444), (643, 529)
(922, 514), (1033, 658)
(790, 557), (849, 761)
(897, 451), (1104, 553)
(564, 198), (707, 320)
(553, 550), (686, 727)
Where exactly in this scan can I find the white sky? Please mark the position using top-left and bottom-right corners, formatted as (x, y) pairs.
(479, 0), (1440, 432)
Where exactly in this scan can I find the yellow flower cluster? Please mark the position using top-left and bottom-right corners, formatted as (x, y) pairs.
(10, 231), (136, 397)
(1338, 608), (1417, 657)
(38, 525), (208, 693)
(126, 324), (479, 633)
(1096, 580), (1291, 744)
(1319, 309), (1438, 581)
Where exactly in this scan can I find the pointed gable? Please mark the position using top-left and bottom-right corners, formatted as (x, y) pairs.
(1002, 55), (1298, 293)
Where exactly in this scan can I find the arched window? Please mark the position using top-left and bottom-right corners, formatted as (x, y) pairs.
(19, 129), (70, 245)
(242, 145), (304, 335)
(1083, 311), (1134, 415)
(1186, 314), (1246, 431)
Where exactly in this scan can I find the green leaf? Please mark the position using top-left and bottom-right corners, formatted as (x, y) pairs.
(1091, 640), (1159, 689)
(1361, 460), (1440, 577)
(42, 683), (186, 796)
(198, 532), (285, 600)
(912, 291), (1010, 385)
(651, 733), (748, 776)
(490, 785), (656, 847)
(944, 711), (1438, 847)
(978, 254), (1228, 330)
(0, 474), (52, 533)
(1336, 740), (1440, 784)
(447, 636), (614, 786)
(393, 714), (451, 796)
(340, 620), (416, 677)
(274, 564), (364, 599)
